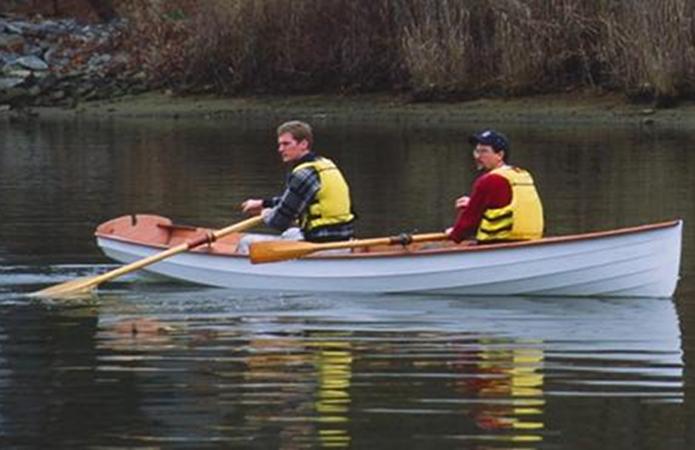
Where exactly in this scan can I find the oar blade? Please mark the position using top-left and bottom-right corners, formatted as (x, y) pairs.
(249, 240), (317, 264)
(28, 215), (264, 300)
(28, 276), (99, 299)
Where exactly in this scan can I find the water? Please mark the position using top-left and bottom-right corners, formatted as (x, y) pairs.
(1, 114), (693, 449)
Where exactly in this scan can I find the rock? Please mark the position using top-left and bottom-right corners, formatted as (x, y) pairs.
(4, 69), (32, 79)
(3, 21), (27, 35)
(0, 87), (28, 103)
(50, 90), (65, 100)
(0, 15), (149, 107)
(16, 55), (48, 71)
(0, 33), (25, 52)
(37, 73), (58, 90)
(0, 77), (25, 89)
(76, 82), (94, 95)
(88, 53), (111, 66)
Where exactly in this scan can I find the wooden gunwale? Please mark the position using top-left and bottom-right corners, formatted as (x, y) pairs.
(95, 219), (682, 260)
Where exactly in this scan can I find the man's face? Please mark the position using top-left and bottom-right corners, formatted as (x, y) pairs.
(277, 132), (309, 163)
(473, 143), (504, 171)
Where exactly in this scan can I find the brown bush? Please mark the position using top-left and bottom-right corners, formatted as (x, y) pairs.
(111, 0), (695, 102)
(116, 0), (401, 93)
(597, 0), (695, 103)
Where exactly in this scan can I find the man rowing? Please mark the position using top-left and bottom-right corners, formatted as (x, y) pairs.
(238, 120), (356, 253)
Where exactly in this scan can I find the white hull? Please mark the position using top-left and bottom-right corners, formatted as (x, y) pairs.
(96, 219), (682, 298)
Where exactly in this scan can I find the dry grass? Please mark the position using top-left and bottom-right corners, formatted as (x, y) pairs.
(597, 0), (695, 103)
(399, 0), (477, 95)
(113, 0), (695, 103)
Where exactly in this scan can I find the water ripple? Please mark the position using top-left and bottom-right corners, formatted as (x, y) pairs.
(0, 275), (685, 448)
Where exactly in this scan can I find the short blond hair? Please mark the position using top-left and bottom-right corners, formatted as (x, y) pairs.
(277, 121), (313, 148)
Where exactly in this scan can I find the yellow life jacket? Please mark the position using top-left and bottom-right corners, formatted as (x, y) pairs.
(476, 166), (544, 242)
(292, 157), (354, 231)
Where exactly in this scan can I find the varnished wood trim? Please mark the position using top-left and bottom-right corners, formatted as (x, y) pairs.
(96, 219), (682, 260)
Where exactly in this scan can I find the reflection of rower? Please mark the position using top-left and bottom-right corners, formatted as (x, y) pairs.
(463, 338), (545, 440)
(241, 332), (353, 448)
(308, 335), (353, 448)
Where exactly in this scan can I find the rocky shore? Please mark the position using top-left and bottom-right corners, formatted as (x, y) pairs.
(3, 14), (695, 129)
(0, 14), (147, 110)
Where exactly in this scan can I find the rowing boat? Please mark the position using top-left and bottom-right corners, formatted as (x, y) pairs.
(95, 215), (682, 297)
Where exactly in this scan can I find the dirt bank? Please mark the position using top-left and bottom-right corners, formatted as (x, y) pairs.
(25, 90), (695, 129)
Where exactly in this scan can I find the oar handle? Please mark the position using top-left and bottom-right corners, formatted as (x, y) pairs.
(188, 216), (264, 248)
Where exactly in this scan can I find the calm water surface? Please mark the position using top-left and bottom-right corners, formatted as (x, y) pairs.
(0, 114), (693, 449)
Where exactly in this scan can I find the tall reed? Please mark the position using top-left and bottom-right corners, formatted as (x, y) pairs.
(114, 0), (695, 102)
(597, 0), (695, 103)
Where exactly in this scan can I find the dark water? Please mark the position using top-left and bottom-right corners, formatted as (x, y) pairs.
(0, 114), (693, 449)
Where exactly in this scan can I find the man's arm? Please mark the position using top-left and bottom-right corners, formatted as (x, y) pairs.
(262, 197), (281, 208)
(449, 173), (511, 243)
(242, 196), (282, 215)
(264, 168), (320, 231)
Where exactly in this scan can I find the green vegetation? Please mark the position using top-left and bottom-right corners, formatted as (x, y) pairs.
(118, 0), (695, 104)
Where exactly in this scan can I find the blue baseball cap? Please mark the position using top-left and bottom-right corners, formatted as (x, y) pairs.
(468, 129), (509, 152)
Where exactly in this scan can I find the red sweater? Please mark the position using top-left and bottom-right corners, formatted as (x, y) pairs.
(450, 172), (512, 243)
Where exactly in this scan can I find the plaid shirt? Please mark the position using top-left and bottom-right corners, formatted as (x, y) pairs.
(263, 153), (355, 242)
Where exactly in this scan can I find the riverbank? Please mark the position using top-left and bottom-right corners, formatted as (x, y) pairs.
(22, 90), (695, 129)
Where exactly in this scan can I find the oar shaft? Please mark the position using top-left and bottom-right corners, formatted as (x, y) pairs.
(31, 215), (263, 298)
(212, 216), (264, 240)
(90, 215), (264, 285)
(311, 232), (449, 252)
(92, 216), (263, 285)
(87, 243), (190, 286)
(249, 231), (450, 264)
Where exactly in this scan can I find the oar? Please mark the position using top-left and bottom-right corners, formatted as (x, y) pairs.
(30, 215), (264, 299)
(250, 231), (449, 264)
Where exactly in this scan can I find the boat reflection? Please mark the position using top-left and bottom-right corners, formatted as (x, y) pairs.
(0, 292), (680, 448)
(221, 293), (681, 447)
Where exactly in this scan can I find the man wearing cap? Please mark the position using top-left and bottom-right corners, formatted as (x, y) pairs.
(447, 129), (544, 243)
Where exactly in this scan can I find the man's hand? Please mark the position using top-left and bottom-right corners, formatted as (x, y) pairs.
(455, 195), (470, 209)
(241, 199), (263, 215)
